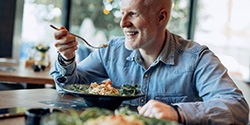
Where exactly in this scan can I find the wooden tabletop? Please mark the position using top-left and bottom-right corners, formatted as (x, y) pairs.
(0, 89), (77, 125)
(0, 60), (54, 85)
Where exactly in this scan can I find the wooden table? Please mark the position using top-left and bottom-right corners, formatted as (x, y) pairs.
(0, 59), (54, 85)
(0, 89), (77, 125)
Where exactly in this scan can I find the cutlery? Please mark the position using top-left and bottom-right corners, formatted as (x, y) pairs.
(50, 25), (108, 49)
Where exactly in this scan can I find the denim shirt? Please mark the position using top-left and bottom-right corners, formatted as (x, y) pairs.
(50, 30), (249, 124)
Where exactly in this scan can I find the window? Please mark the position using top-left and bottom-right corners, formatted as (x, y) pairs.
(194, 0), (250, 81)
(20, 0), (63, 62)
(69, 0), (123, 48)
(168, 0), (190, 38)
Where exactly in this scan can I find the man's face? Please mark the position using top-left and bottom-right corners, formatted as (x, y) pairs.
(120, 0), (158, 50)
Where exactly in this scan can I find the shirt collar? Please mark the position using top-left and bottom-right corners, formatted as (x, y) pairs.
(159, 30), (186, 65)
(158, 30), (175, 65)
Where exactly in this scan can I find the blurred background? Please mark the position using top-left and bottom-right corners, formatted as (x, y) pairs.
(1, 0), (250, 82)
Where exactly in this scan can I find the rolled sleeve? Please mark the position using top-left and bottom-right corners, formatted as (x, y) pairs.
(50, 57), (77, 91)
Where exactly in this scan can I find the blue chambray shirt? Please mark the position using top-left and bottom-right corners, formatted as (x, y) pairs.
(50, 30), (249, 124)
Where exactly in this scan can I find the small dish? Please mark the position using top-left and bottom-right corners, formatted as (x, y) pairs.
(25, 108), (50, 125)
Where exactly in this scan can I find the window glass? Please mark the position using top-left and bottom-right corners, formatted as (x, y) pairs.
(194, 0), (250, 81)
(168, 0), (190, 38)
(20, 0), (63, 62)
(69, 0), (122, 48)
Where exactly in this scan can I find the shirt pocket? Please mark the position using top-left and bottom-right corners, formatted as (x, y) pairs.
(154, 94), (188, 105)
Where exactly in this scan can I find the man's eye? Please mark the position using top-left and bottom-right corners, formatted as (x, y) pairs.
(120, 12), (138, 18)
(129, 12), (138, 17)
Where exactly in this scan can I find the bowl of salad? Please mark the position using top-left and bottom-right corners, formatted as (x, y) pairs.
(61, 80), (144, 110)
(41, 107), (178, 125)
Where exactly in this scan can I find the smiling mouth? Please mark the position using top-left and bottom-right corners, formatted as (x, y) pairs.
(125, 30), (139, 36)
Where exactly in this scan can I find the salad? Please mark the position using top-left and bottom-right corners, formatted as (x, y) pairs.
(70, 80), (140, 96)
(41, 107), (178, 125)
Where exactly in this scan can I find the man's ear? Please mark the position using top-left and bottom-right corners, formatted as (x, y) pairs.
(158, 9), (168, 24)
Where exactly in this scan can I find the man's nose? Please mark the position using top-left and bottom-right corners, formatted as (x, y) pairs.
(120, 15), (132, 28)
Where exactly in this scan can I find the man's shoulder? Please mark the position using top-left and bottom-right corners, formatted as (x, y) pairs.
(173, 34), (208, 54)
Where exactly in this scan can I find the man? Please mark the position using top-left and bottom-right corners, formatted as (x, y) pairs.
(50, 0), (249, 124)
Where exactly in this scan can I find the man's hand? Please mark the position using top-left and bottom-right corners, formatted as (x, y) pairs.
(53, 26), (78, 60)
(137, 100), (184, 123)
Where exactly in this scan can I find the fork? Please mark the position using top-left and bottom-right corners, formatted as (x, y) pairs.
(50, 25), (108, 49)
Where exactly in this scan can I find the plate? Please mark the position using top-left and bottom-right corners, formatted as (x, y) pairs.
(61, 84), (145, 110)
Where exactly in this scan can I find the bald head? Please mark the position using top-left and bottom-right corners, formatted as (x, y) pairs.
(120, 0), (173, 30)
(143, 0), (172, 26)
(143, 0), (172, 9)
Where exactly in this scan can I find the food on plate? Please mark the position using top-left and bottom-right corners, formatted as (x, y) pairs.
(83, 115), (144, 125)
(42, 107), (178, 125)
(70, 80), (140, 96)
(89, 81), (119, 95)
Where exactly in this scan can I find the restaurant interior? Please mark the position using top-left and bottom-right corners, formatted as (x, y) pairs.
(0, 0), (250, 124)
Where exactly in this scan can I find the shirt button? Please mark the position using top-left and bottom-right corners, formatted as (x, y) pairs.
(144, 74), (149, 78)
(140, 99), (145, 103)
